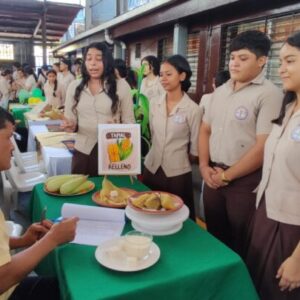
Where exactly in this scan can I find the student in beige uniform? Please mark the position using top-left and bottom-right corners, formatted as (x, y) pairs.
(42, 70), (64, 108)
(0, 107), (78, 300)
(143, 55), (201, 220)
(23, 66), (38, 93)
(246, 31), (300, 300)
(140, 55), (165, 102)
(37, 65), (48, 89)
(12, 68), (26, 99)
(199, 30), (283, 257)
(58, 58), (75, 105)
(63, 42), (135, 176)
(0, 70), (12, 110)
(199, 70), (230, 122)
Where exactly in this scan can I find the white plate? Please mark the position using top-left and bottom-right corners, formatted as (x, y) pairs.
(95, 237), (160, 272)
(125, 205), (189, 236)
(132, 221), (183, 236)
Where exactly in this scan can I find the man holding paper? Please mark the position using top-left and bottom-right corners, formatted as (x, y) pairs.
(0, 107), (78, 300)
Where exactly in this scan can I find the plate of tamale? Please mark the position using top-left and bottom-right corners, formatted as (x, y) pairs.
(128, 191), (183, 215)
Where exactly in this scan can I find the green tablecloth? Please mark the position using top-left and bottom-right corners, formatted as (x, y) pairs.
(31, 176), (258, 300)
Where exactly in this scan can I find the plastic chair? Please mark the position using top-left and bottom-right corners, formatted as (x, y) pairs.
(5, 221), (23, 237)
(5, 162), (47, 193)
(0, 171), (13, 219)
(5, 221), (23, 254)
(11, 137), (45, 174)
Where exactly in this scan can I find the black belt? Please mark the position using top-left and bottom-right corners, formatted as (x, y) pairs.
(210, 161), (230, 170)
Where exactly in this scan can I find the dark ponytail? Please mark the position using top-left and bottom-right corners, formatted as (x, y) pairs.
(272, 92), (296, 125)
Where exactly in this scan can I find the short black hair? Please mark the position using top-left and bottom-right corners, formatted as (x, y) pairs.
(142, 55), (160, 76)
(0, 107), (15, 130)
(114, 59), (127, 78)
(214, 70), (230, 87)
(1, 69), (12, 77)
(230, 30), (271, 57)
(13, 62), (21, 68)
(74, 58), (83, 65)
(60, 58), (72, 70)
(163, 54), (192, 92)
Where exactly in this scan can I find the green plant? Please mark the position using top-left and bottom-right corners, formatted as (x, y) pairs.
(131, 64), (151, 157)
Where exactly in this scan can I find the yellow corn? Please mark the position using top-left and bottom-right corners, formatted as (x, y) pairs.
(72, 180), (94, 194)
(59, 175), (88, 195)
(45, 175), (82, 192)
(121, 138), (131, 152)
(108, 144), (120, 162)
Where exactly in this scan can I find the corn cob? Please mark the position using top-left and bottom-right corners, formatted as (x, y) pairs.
(60, 175), (88, 195)
(108, 143), (120, 162)
(45, 175), (82, 192)
(121, 138), (131, 151)
(72, 180), (94, 194)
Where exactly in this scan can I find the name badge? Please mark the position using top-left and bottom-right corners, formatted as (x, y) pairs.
(291, 125), (300, 142)
(173, 113), (186, 124)
(234, 106), (248, 120)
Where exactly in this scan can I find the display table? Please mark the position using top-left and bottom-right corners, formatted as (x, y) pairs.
(31, 176), (258, 300)
(27, 129), (75, 175)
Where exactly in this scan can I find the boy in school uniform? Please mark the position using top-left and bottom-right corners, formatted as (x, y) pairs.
(199, 30), (283, 257)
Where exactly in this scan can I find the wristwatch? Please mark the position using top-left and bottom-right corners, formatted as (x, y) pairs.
(221, 171), (231, 184)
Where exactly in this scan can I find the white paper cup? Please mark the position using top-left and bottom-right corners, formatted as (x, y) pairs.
(123, 230), (153, 260)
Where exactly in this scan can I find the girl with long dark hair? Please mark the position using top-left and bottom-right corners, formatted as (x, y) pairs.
(62, 42), (135, 176)
(246, 31), (300, 299)
(40, 70), (64, 115)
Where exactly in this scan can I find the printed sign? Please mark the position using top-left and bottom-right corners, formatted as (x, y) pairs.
(98, 124), (141, 175)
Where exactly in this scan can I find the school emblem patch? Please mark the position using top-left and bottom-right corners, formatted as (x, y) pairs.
(234, 106), (248, 120)
(291, 125), (300, 142)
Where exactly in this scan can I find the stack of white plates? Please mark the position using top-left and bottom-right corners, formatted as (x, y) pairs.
(125, 205), (189, 236)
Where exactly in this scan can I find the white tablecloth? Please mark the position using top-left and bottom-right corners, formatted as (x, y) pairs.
(27, 120), (62, 151)
(41, 146), (72, 176)
(26, 122), (73, 176)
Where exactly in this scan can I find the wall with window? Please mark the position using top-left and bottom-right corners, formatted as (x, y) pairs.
(127, 30), (173, 68)
(0, 39), (34, 67)
(219, 12), (300, 88)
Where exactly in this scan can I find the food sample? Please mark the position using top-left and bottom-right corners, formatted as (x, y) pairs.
(131, 192), (178, 211)
(98, 177), (131, 205)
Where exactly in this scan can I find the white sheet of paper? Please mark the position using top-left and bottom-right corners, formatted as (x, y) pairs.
(61, 203), (125, 246)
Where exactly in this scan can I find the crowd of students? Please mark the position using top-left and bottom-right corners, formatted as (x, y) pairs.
(0, 29), (300, 299)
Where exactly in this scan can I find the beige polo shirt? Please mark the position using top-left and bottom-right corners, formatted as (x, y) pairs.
(58, 71), (75, 104)
(144, 92), (201, 177)
(203, 71), (283, 166)
(199, 93), (212, 123)
(0, 210), (17, 300)
(256, 103), (300, 225)
(140, 76), (165, 102)
(64, 78), (135, 155)
(25, 75), (37, 92)
(44, 81), (64, 108)
(0, 77), (10, 102)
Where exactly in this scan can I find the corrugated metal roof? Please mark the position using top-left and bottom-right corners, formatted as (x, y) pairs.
(0, 0), (82, 41)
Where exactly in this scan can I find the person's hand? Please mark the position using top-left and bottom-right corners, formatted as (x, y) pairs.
(46, 217), (79, 247)
(211, 167), (229, 188)
(20, 220), (53, 247)
(61, 116), (76, 132)
(200, 165), (219, 189)
(277, 256), (300, 292)
(39, 111), (46, 117)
